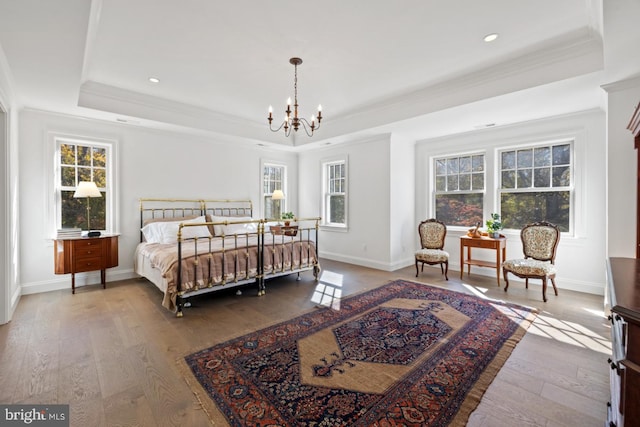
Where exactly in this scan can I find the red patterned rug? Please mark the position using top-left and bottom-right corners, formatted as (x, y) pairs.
(181, 279), (537, 426)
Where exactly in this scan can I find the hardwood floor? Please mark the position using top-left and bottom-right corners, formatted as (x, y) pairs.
(0, 259), (611, 426)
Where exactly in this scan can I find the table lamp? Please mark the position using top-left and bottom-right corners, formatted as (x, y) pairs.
(271, 189), (284, 223)
(73, 181), (102, 237)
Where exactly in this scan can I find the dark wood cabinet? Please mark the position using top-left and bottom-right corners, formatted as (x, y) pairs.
(54, 234), (119, 293)
(627, 102), (640, 258)
(606, 258), (640, 427)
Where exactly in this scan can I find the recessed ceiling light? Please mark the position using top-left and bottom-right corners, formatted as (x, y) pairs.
(483, 33), (499, 43)
(148, 77), (160, 83)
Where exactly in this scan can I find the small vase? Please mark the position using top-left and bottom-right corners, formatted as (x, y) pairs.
(492, 232), (500, 238)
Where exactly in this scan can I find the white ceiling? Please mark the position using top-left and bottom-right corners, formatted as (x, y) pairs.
(0, 0), (606, 148)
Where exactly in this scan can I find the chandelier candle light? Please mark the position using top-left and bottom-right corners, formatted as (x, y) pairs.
(268, 57), (322, 137)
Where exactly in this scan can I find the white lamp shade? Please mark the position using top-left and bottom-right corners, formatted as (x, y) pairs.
(73, 181), (102, 198)
(271, 189), (285, 200)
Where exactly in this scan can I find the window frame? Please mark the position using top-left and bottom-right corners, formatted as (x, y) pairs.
(48, 133), (118, 237)
(432, 152), (486, 227)
(321, 157), (348, 229)
(419, 118), (589, 241)
(497, 139), (574, 233)
(261, 161), (287, 220)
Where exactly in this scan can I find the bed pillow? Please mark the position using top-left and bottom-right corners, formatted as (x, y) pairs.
(208, 216), (227, 236)
(141, 215), (201, 242)
(181, 216), (213, 240)
(141, 216), (211, 243)
(209, 216), (257, 236)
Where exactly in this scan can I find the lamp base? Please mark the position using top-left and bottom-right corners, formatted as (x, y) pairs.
(87, 231), (101, 237)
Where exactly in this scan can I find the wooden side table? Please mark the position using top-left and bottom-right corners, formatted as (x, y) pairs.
(459, 235), (506, 286)
(54, 234), (119, 294)
(271, 225), (298, 236)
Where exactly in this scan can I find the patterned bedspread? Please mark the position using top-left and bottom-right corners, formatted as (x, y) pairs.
(136, 234), (317, 311)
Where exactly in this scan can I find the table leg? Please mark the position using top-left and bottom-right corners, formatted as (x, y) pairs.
(467, 246), (472, 274)
(71, 273), (75, 294)
(101, 269), (106, 289)
(460, 240), (464, 279)
(495, 243), (501, 286)
(501, 246), (506, 284)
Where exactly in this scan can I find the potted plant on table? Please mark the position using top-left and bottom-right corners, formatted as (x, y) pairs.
(485, 213), (503, 238)
(281, 212), (295, 227)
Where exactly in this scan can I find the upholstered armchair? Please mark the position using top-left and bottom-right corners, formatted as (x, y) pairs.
(415, 219), (449, 280)
(502, 221), (560, 302)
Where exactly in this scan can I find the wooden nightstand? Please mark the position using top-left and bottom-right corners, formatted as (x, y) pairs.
(54, 234), (119, 294)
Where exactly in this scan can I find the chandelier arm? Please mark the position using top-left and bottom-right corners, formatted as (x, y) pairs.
(298, 118), (315, 137)
(269, 121), (287, 133)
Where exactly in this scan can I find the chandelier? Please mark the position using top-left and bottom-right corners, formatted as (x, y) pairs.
(268, 57), (322, 137)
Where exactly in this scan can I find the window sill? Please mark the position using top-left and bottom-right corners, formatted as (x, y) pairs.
(320, 224), (349, 233)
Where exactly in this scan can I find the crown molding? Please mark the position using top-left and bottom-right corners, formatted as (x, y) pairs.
(77, 28), (602, 147)
(601, 73), (640, 93)
(78, 80), (289, 145)
(317, 28), (603, 140)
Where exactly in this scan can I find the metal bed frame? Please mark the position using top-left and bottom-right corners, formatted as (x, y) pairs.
(139, 198), (320, 316)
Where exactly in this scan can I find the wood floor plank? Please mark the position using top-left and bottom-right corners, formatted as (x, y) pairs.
(103, 385), (157, 427)
(0, 259), (610, 426)
(57, 358), (102, 403)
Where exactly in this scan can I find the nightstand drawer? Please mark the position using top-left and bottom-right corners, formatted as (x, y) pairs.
(73, 256), (104, 273)
(74, 245), (104, 259)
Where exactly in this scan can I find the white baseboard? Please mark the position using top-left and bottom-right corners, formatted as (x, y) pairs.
(21, 268), (137, 295)
(319, 252), (605, 296)
(318, 251), (394, 271)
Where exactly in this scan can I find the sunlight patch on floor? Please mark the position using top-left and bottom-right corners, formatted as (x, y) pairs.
(527, 314), (611, 354)
(583, 307), (606, 318)
(462, 283), (489, 299)
(311, 270), (344, 310)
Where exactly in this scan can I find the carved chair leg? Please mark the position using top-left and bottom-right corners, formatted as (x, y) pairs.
(525, 278), (529, 289)
(440, 264), (444, 274)
(444, 261), (449, 280)
(551, 277), (558, 296)
(415, 260), (419, 277)
(503, 268), (510, 291)
(542, 278), (548, 302)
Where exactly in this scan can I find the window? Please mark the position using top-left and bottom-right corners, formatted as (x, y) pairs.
(262, 163), (286, 219)
(434, 154), (484, 227)
(323, 159), (347, 227)
(55, 138), (113, 231)
(499, 142), (572, 231)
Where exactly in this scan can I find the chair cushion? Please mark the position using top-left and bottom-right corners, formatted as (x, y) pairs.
(503, 259), (556, 277)
(415, 249), (449, 263)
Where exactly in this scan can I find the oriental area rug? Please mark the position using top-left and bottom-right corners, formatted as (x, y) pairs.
(181, 279), (537, 426)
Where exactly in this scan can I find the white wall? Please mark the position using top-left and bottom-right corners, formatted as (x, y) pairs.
(604, 78), (640, 257)
(389, 134), (416, 270)
(18, 109), (297, 293)
(416, 110), (607, 295)
(299, 135), (393, 270)
(0, 45), (20, 324)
